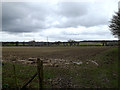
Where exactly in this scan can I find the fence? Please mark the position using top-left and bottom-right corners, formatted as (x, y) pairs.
(12, 58), (43, 89)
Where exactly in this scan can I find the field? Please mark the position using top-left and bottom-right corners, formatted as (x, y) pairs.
(2, 46), (118, 88)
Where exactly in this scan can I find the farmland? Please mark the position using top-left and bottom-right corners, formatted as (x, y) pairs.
(2, 46), (118, 88)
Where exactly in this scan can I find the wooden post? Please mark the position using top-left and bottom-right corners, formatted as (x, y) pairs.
(37, 58), (43, 89)
(13, 64), (18, 88)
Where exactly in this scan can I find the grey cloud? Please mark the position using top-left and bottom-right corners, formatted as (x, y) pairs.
(2, 2), (112, 33)
(57, 2), (89, 17)
(53, 2), (109, 28)
(2, 2), (50, 33)
(2, 3), (29, 22)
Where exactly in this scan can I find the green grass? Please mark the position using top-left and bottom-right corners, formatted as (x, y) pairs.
(71, 47), (118, 88)
(2, 47), (118, 88)
(2, 63), (36, 88)
(2, 62), (58, 88)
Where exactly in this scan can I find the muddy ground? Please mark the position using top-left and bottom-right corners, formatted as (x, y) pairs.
(2, 46), (111, 65)
(2, 46), (118, 88)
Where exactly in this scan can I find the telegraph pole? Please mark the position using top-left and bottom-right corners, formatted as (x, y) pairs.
(47, 36), (49, 46)
(47, 37), (48, 42)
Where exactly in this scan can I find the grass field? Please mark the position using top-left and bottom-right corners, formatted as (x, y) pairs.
(2, 46), (118, 88)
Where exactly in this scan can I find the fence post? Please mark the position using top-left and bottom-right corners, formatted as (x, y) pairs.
(37, 58), (43, 90)
(13, 64), (18, 88)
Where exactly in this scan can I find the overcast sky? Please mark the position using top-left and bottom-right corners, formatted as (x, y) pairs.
(1, 0), (119, 42)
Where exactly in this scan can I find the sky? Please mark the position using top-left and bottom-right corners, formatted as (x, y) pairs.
(1, 0), (119, 42)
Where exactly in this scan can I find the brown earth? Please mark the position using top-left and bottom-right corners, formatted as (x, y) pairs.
(2, 46), (118, 88)
(2, 46), (111, 61)
(2, 46), (112, 68)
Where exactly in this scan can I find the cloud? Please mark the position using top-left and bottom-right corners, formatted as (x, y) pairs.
(1, 25), (117, 42)
(1, 1), (119, 41)
(53, 2), (113, 28)
(57, 2), (89, 18)
(38, 25), (116, 41)
(2, 2), (51, 33)
(2, 1), (116, 33)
